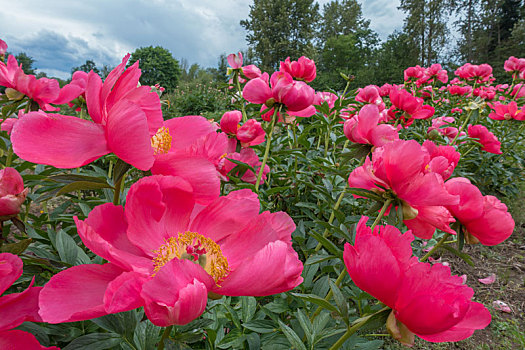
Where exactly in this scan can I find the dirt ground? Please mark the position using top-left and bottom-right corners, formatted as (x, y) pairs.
(384, 192), (525, 350)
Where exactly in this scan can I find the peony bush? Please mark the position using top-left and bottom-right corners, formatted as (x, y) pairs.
(0, 38), (523, 349)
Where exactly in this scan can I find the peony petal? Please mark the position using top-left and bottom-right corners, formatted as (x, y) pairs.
(215, 240), (303, 296)
(39, 263), (124, 323)
(163, 115), (217, 151)
(85, 71), (103, 124)
(103, 271), (149, 314)
(0, 330), (59, 350)
(190, 189), (260, 242)
(478, 274), (496, 285)
(0, 281), (42, 331)
(142, 258), (212, 326)
(11, 112), (109, 168)
(0, 253), (22, 295)
(106, 99), (154, 171)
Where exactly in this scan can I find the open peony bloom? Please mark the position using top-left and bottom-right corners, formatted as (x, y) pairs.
(0, 55), (85, 111)
(279, 56), (316, 82)
(0, 167), (28, 221)
(348, 140), (459, 239)
(0, 253), (58, 350)
(427, 116), (462, 142)
(388, 89), (434, 123)
(424, 64), (448, 84)
(343, 217), (491, 345)
(10, 54), (163, 170)
(343, 104), (398, 147)
(488, 101), (525, 121)
(227, 52), (243, 69)
(243, 71), (315, 113)
(455, 63), (493, 83)
(504, 56), (525, 76)
(150, 115), (235, 202)
(39, 175), (303, 327)
(467, 125), (502, 154)
(445, 177), (514, 246)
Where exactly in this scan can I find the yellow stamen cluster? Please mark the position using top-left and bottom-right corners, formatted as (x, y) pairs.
(151, 127), (172, 155)
(152, 231), (230, 285)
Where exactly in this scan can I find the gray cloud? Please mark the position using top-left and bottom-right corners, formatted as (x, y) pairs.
(0, 0), (403, 78)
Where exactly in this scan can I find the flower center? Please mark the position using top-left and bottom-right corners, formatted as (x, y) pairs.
(152, 231), (230, 285)
(151, 127), (172, 155)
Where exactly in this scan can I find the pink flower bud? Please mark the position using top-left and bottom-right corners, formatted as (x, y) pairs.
(227, 52), (243, 69)
(0, 168), (28, 220)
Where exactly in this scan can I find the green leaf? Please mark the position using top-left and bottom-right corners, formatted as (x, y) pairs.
(441, 244), (474, 266)
(278, 319), (307, 350)
(92, 309), (142, 341)
(221, 302), (242, 329)
(217, 329), (245, 349)
(246, 332), (261, 350)
(346, 188), (383, 202)
(295, 309), (313, 345)
(63, 333), (122, 350)
(0, 238), (32, 254)
(56, 181), (113, 196)
(55, 230), (78, 265)
(48, 174), (109, 184)
(329, 279), (349, 322)
(290, 293), (338, 313)
(305, 254), (335, 266)
(112, 159), (131, 184)
(133, 321), (161, 350)
(308, 230), (343, 259)
(241, 296), (257, 322)
(243, 320), (277, 334)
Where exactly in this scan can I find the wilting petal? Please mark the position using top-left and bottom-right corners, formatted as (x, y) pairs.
(478, 274), (496, 284)
(11, 112), (109, 168)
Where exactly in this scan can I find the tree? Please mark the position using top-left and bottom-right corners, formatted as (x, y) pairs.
(314, 0), (379, 90)
(71, 60), (99, 74)
(129, 46), (181, 91)
(241, 0), (320, 72)
(374, 31), (419, 84)
(15, 52), (35, 75)
(398, 0), (450, 66)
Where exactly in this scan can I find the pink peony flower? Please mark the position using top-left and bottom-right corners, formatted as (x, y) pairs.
(404, 65), (425, 82)
(425, 64), (448, 84)
(504, 56), (525, 76)
(243, 71), (315, 113)
(38, 176), (303, 326)
(511, 83), (525, 98)
(388, 89), (435, 123)
(0, 253), (58, 350)
(241, 64), (262, 79)
(455, 63), (493, 83)
(445, 177), (514, 245)
(448, 85), (472, 96)
(0, 39), (7, 57)
(356, 85), (385, 111)
(348, 140), (459, 239)
(227, 52), (243, 69)
(467, 125), (502, 154)
(314, 91), (338, 110)
(220, 110), (243, 135)
(344, 217), (491, 345)
(427, 117), (461, 142)
(279, 56), (316, 82)
(237, 119), (265, 146)
(10, 54), (164, 170)
(150, 115), (232, 203)
(343, 104), (398, 147)
(0, 167), (29, 221)
(488, 101), (525, 121)
(220, 148), (270, 184)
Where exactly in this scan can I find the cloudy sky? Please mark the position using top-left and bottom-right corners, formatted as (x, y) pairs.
(0, 0), (404, 79)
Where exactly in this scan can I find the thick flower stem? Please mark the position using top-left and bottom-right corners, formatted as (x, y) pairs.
(157, 325), (173, 350)
(5, 146), (13, 167)
(113, 175), (124, 206)
(370, 199), (393, 231)
(420, 233), (451, 262)
(255, 107), (279, 192)
(314, 183), (348, 252)
(328, 307), (390, 350)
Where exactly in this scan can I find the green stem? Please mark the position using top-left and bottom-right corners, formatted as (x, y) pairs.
(255, 106), (280, 192)
(157, 325), (173, 350)
(450, 109), (474, 146)
(5, 146), (13, 167)
(314, 183), (348, 252)
(113, 175), (125, 205)
(329, 307), (390, 350)
(420, 233), (451, 262)
(234, 71), (247, 122)
(495, 122), (525, 161)
(370, 199), (393, 231)
(310, 268), (347, 320)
